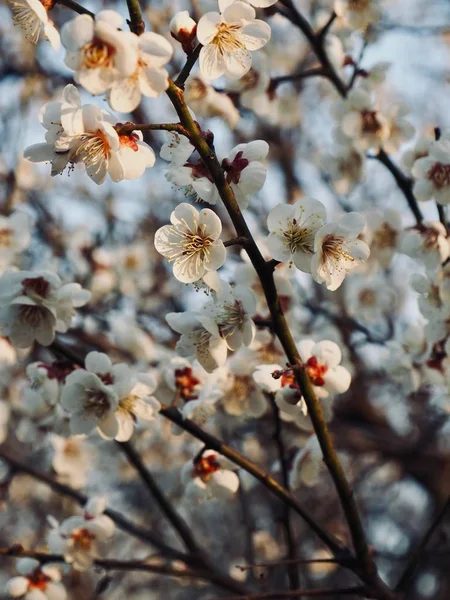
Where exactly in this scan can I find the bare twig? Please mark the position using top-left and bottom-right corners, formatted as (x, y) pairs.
(175, 45), (203, 88)
(126, 0), (145, 35)
(55, 0), (94, 17)
(116, 122), (189, 136)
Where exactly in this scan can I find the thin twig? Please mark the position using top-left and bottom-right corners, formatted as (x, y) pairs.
(116, 123), (189, 136)
(55, 0), (94, 16)
(270, 67), (328, 91)
(270, 395), (299, 590)
(395, 496), (450, 592)
(236, 557), (341, 571)
(317, 11), (337, 41)
(117, 440), (200, 555)
(175, 45), (203, 88)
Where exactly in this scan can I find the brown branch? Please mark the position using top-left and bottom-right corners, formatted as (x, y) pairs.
(270, 67), (328, 91)
(116, 122), (189, 136)
(126, 0), (145, 35)
(175, 44), (203, 88)
(117, 440), (200, 555)
(270, 395), (300, 590)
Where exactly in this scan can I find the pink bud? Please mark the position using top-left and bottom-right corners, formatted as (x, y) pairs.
(170, 11), (197, 54)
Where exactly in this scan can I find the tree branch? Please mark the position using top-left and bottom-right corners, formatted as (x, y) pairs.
(116, 123), (189, 136)
(117, 440), (200, 555)
(175, 44), (203, 88)
(270, 395), (300, 590)
(126, 0), (145, 35)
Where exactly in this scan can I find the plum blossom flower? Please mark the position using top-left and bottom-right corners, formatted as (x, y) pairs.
(290, 435), (323, 488)
(363, 209), (402, 269)
(166, 311), (228, 373)
(5, 558), (66, 600)
(399, 221), (450, 272)
(412, 133), (450, 205)
(106, 32), (173, 113)
(61, 11), (138, 96)
(344, 274), (396, 324)
(222, 141), (269, 209)
(163, 357), (225, 421)
(0, 270), (90, 348)
(185, 77), (240, 128)
(403, 135), (432, 174)
(181, 450), (239, 503)
(0, 211), (32, 269)
(381, 104), (415, 154)
(25, 87), (155, 185)
(197, 2), (271, 80)
(61, 351), (160, 440)
(297, 339), (351, 399)
(7, 0), (60, 50)
(266, 198), (327, 272)
(227, 52), (272, 118)
(202, 281), (257, 351)
(219, 0), (277, 8)
(334, 0), (382, 30)
(322, 145), (365, 195)
(50, 434), (92, 489)
(332, 88), (390, 151)
(170, 11), (197, 54)
(311, 213), (370, 291)
(47, 497), (115, 571)
(154, 203), (226, 284)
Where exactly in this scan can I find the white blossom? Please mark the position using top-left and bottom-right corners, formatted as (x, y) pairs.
(0, 211), (32, 269)
(181, 450), (239, 503)
(297, 339), (351, 399)
(61, 11), (138, 95)
(399, 221), (450, 272)
(266, 197), (326, 272)
(5, 558), (66, 600)
(154, 203), (226, 284)
(24, 86), (155, 185)
(106, 32), (173, 113)
(290, 435), (323, 488)
(166, 311), (228, 373)
(311, 213), (370, 291)
(322, 145), (365, 195)
(0, 270), (90, 348)
(7, 0), (60, 50)
(332, 88), (390, 151)
(197, 2), (271, 80)
(47, 497), (115, 571)
(412, 133), (450, 205)
(334, 0), (382, 30)
(221, 141), (269, 209)
(185, 77), (240, 129)
(50, 434), (92, 489)
(170, 11), (197, 54)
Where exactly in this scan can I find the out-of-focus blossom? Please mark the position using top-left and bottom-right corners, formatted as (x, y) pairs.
(399, 221), (450, 272)
(334, 0), (383, 30)
(0, 211), (32, 269)
(5, 558), (66, 600)
(0, 270), (90, 348)
(48, 497), (115, 571)
(181, 450), (239, 503)
(412, 133), (450, 205)
(290, 435), (323, 488)
(7, 0), (60, 50)
(185, 77), (240, 128)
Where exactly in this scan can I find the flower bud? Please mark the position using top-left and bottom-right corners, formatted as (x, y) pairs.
(170, 11), (197, 54)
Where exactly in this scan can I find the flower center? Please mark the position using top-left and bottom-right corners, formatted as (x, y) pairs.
(240, 68), (260, 90)
(85, 389), (112, 418)
(18, 304), (48, 328)
(0, 228), (13, 247)
(373, 222), (398, 249)
(70, 130), (111, 168)
(192, 454), (221, 481)
(22, 276), (51, 300)
(82, 38), (116, 69)
(349, 0), (370, 10)
(359, 288), (376, 306)
(38, 360), (74, 382)
(222, 151), (249, 185)
(305, 356), (328, 386)
(216, 300), (246, 339)
(360, 110), (382, 135)
(281, 371), (299, 389)
(282, 218), (314, 255)
(212, 23), (244, 55)
(27, 569), (50, 591)
(175, 367), (200, 401)
(427, 163), (450, 189)
(187, 78), (208, 100)
(321, 234), (350, 263)
(421, 226), (440, 250)
(72, 528), (96, 551)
